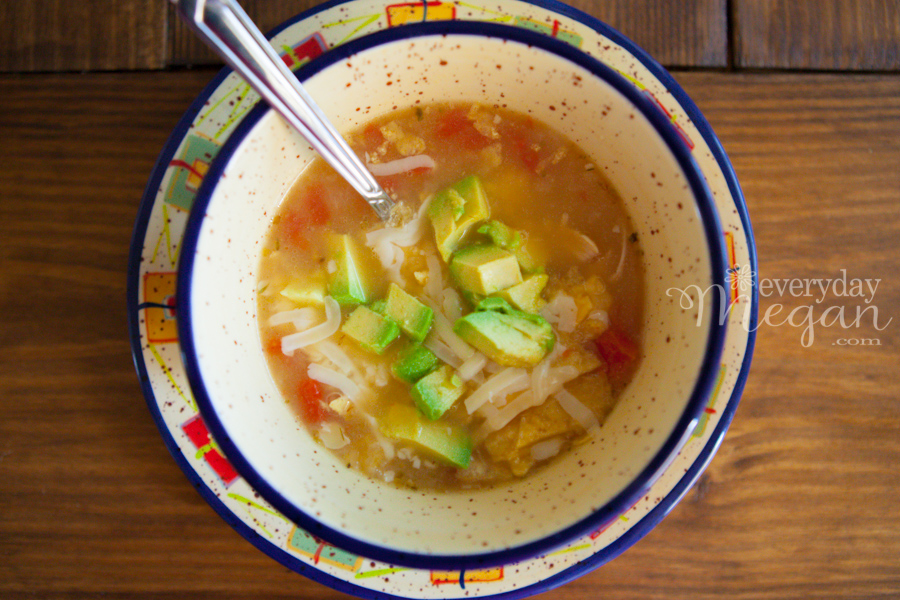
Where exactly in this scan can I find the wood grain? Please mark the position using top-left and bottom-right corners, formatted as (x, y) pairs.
(0, 69), (898, 598)
(168, 0), (325, 66)
(734, 0), (900, 70)
(0, 0), (166, 72)
(168, 0), (728, 68)
(565, 0), (728, 67)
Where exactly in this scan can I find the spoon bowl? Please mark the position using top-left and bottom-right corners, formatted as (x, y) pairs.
(170, 0), (395, 220)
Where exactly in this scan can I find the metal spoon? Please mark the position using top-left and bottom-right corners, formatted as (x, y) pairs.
(170, 0), (395, 221)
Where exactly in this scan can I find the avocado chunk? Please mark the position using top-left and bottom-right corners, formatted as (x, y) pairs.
(279, 271), (327, 307)
(478, 219), (521, 250)
(325, 232), (380, 305)
(459, 289), (485, 310)
(428, 175), (491, 262)
(453, 297), (555, 367)
(392, 344), (440, 383)
(478, 220), (546, 273)
(449, 244), (522, 296)
(382, 283), (434, 342)
(369, 298), (387, 314)
(410, 365), (466, 420)
(342, 305), (400, 354)
(495, 273), (549, 313)
(380, 404), (472, 468)
(514, 234), (548, 274)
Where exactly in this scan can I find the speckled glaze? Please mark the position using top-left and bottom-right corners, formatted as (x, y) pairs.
(178, 22), (726, 568)
(129, 1), (756, 597)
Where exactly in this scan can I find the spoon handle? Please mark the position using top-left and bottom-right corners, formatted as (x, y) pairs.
(171, 0), (395, 221)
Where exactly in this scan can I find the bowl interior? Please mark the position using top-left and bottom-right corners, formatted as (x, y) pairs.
(181, 25), (725, 566)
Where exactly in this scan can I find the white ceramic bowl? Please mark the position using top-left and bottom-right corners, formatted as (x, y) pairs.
(178, 21), (728, 569)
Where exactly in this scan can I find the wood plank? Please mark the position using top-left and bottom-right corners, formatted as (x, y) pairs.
(566, 0), (728, 67)
(0, 69), (898, 598)
(0, 0), (166, 72)
(734, 0), (900, 70)
(168, 0), (322, 67)
(168, 0), (728, 68)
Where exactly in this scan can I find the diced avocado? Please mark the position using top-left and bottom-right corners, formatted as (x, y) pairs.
(478, 220), (521, 250)
(460, 289), (485, 310)
(279, 271), (327, 306)
(380, 404), (472, 468)
(453, 298), (555, 367)
(342, 305), (400, 354)
(449, 244), (522, 296)
(428, 175), (491, 262)
(382, 283), (434, 342)
(410, 365), (466, 420)
(476, 218), (546, 273)
(325, 232), (380, 305)
(475, 297), (515, 312)
(495, 273), (549, 313)
(392, 343), (440, 384)
(514, 234), (548, 274)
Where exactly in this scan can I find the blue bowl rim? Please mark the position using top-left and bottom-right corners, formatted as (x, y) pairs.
(175, 19), (729, 571)
(126, 0), (759, 594)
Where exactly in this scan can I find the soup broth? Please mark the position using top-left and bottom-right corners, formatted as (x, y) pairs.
(257, 102), (643, 490)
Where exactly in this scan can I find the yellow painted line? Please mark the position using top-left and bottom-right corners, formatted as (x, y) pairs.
(355, 567), (409, 579)
(324, 13), (381, 46)
(147, 343), (196, 410)
(227, 492), (286, 520)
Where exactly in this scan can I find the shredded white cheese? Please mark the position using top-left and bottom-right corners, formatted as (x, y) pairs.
(464, 367), (529, 414)
(425, 299), (476, 361)
(612, 228), (628, 281)
(441, 288), (463, 322)
(268, 306), (319, 329)
(424, 252), (444, 302)
(457, 352), (488, 382)
(308, 362), (364, 404)
(314, 339), (358, 378)
(541, 292), (578, 333)
(477, 365), (580, 434)
(422, 335), (462, 369)
(480, 389), (540, 433)
(573, 233), (600, 262)
(318, 422), (349, 450)
(530, 437), (565, 461)
(281, 297), (341, 354)
(554, 388), (600, 432)
(365, 154), (435, 176)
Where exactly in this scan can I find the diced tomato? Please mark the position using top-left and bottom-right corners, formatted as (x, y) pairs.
(297, 378), (326, 423)
(594, 327), (640, 372)
(264, 337), (282, 356)
(281, 209), (310, 249)
(361, 123), (383, 148)
(510, 131), (541, 172)
(376, 174), (398, 191)
(435, 108), (491, 150)
(280, 185), (330, 248)
(304, 185), (330, 226)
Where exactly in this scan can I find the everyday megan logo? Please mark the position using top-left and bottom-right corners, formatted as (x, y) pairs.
(667, 268), (892, 347)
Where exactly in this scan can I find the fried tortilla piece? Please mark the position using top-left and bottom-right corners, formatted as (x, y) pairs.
(484, 397), (581, 476)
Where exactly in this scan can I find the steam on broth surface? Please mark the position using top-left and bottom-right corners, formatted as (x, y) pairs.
(257, 102), (643, 490)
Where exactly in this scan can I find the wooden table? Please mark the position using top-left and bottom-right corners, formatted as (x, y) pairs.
(1, 1), (898, 598)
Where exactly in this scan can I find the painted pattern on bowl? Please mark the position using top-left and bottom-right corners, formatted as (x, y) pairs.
(128, 1), (756, 598)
